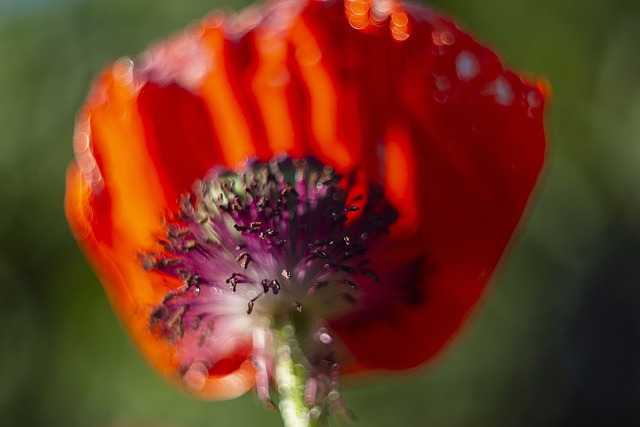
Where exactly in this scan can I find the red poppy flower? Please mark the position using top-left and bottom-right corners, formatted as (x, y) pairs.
(65, 0), (546, 418)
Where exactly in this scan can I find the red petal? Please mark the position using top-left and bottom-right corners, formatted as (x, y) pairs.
(324, 3), (546, 369)
(67, 0), (546, 384)
(136, 80), (223, 203)
(65, 64), (256, 397)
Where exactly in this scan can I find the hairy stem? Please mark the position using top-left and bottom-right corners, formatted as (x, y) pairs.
(275, 322), (320, 427)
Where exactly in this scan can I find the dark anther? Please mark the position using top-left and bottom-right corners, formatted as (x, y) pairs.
(309, 239), (328, 248)
(262, 279), (270, 293)
(247, 300), (255, 314)
(314, 281), (330, 289)
(312, 250), (329, 260)
(231, 198), (243, 212)
(331, 213), (348, 222)
(344, 280), (358, 290)
(142, 254), (158, 271)
(165, 305), (189, 340)
(271, 279), (281, 294)
(264, 229), (279, 237)
(191, 315), (202, 331)
(159, 258), (181, 268)
(343, 236), (351, 245)
(178, 193), (195, 220)
(337, 265), (356, 274)
(198, 322), (213, 347)
(180, 240), (197, 251)
(362, 269), (379, 281)
(282, 269), (291, 278)
(150, 306), (167, 326)
(167, 224), (190, 238)
(193, 284), (201, 296)
(346, 205), (360, 212)
(234, 224), (249, 232)
(226, 273), (239, 292)
(340, 252), (355, 262)
(175, 268), (190, 278)
(256, 197), (267, 210)
(160, 291), (178, 305)
(294, 302), (303, 313)
(250, 222), (262, 229)
(242, 255), (252, 269)
(236, 252), (252, 269)
(185, 273), (201, 287)
(267, 207), (281, 219)
(342, 293), (357, 305)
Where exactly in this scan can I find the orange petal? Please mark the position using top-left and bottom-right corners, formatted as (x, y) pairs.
(67, 0), (546, 380)
(66, 57), (257, 397)
(66, 165), (256, 398)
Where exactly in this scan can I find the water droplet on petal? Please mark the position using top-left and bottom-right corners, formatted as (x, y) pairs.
(484, 76), (514, 106)
(319, 332), (333, 344)
(527, 90), (541, 108)
(390, 11), (410, 41)
(372, 0), (392, 19)
(112, 57), (134, 86)
(432, 29), (455, 46)
(494, 77), (514, 106)
(350, 0), (369, 16)
(73, 131), (90, 154)
(456, 50), (479, 81)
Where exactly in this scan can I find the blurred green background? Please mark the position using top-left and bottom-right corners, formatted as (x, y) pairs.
(1, 0), (640, 425)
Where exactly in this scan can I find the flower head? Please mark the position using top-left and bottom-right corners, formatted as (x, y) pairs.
(66, 0), (546, 422)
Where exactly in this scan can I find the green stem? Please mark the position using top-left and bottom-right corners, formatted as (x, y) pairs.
(275, 322), (320, 427)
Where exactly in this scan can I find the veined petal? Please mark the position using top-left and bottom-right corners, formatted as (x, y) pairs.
(66, 0), (547, 396)
(66, 64), (256, 397)
(327, 4), (546, 369)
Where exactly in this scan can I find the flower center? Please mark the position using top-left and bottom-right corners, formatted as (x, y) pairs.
(143, 157), (397, 420)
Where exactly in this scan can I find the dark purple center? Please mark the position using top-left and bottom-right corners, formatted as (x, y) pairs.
(142, 156), (397, 410)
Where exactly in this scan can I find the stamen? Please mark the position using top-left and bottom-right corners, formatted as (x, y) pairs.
(142, 156), (399, 421)
(305, 378), (317, 407)
(236, 252), (252, 269)
(252, 327), (275, 409)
